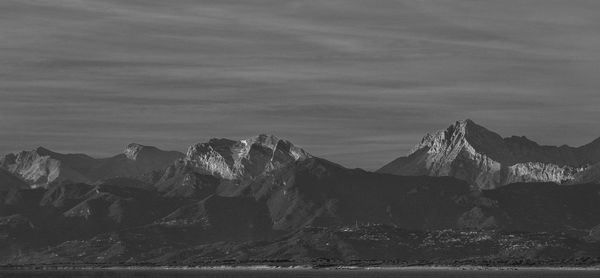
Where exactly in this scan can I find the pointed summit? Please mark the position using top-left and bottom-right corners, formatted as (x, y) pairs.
(408, 119), (508, 161)
(123, 143), (158, 161)
(379, 119), (600, 189)
(443, 119), (480, 134)
(242, 134), (310, 161)
(381, 119), (506, 189)
(448, 119), (499, 141)
(451, 119), (497, 140)
(452, 118), (477, 132)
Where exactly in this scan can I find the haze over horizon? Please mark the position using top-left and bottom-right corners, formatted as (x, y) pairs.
(2, 0), (600, 169)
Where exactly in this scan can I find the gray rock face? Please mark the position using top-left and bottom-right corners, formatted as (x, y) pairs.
(184, 134), (311, 180)
(154, 134), (312, 213)
(123, 143), (147, 160)
(0, 148), (94, 188)
(378, 120), (600, 189)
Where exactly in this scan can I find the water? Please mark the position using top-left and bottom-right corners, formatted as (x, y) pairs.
(1, 269), (600, 278)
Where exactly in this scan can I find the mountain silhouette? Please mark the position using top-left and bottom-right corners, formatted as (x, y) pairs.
(1, 131), (600, 267)
(379, 119), (600, 189)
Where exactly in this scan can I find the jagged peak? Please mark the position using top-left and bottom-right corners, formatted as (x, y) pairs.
(447, 119), (489, 137)
(184, 134), (311, 179)
(409, 119), (482, 155)
(15, 146), (88, 159)
(243, 134), (311, 158)
(186, 138), (236, 159)
(241, 134), (306, 154)
(187, 134), (310, 159)
(408, 119), (512, 162)
(9, 146), (57, 159)
(202, 134), (283, 148)
(15, 146), (59, 158)
(244, 134), (281, 148)
(124, 143), (158, 160)
(454, 118), (476, 128)
(429, 119), (481, 139)
(125, 143), (143, 149)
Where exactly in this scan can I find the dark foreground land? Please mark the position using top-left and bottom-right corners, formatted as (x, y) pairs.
(2, 267), (600, 278)
(2, 224), (600, 269)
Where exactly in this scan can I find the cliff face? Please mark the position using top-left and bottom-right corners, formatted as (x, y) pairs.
(503, 162), (586, 185)
(378, 120), (600, 189)
(0, 147), (94, 188)
(183, 134), (311, 180)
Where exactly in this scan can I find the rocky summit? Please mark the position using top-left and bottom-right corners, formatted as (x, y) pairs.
(184, 134), (311, 180)
(378, 119), (600, 189)
(153, 134), (311, 201)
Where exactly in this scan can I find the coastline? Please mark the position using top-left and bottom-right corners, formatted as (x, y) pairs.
(2, 265), (600, 272)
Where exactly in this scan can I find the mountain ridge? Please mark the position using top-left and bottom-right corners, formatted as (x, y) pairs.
(379, 119), (600, 189)
(0, 144), (184, 188)
(2, 131), (600, 267)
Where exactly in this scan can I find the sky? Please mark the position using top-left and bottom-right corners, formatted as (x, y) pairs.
(1, 0), (600, 169)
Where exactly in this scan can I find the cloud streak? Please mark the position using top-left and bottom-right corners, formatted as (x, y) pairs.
(1, 0), (600, 169)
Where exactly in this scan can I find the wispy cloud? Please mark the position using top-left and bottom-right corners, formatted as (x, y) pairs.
(1, 0), (600, 169)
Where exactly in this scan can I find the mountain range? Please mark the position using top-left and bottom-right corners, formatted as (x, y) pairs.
(1, 124), (600, 268)
(379, 119), (600, 189)
(0, 144), (183, 188)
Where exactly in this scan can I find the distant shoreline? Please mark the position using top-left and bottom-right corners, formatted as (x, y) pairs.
(2, 265), (600, 271)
